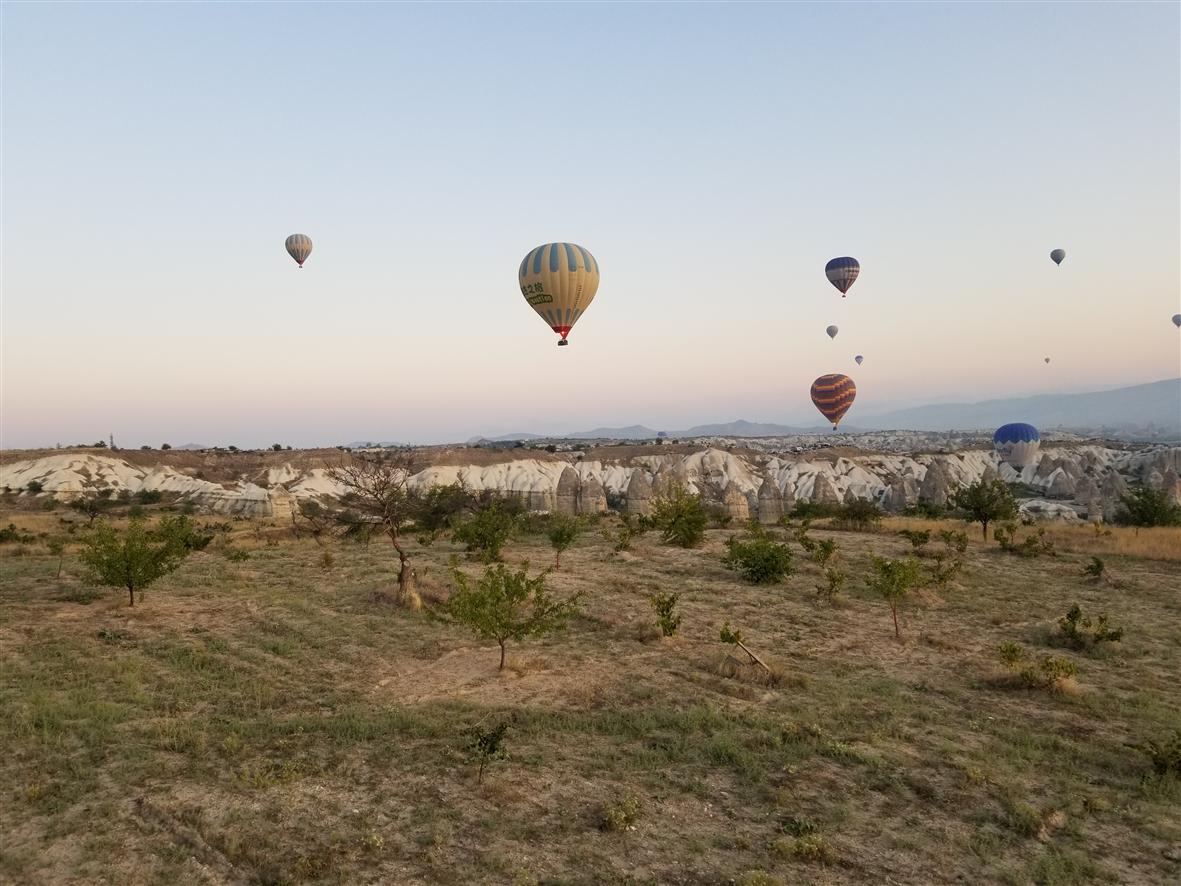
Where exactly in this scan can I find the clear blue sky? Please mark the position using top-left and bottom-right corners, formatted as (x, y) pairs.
(2, 2), (1178, 447)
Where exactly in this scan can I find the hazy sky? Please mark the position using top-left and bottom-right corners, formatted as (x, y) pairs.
(2, 2), (1178, 448)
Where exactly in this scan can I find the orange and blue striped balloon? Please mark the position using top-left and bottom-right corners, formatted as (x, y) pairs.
(810, 374), (857, 429)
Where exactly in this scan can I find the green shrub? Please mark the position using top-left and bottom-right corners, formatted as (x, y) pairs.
(994, 522), (1056, 558)
(867, 556), (924, 640)
(832, 499), (882, 531)
(951, 479), (1017, 540)
(903, 501), (946, 519)
(898, 529), (930, 550)
(1082, 556), (1105, 579)
(650, 484), (708, 548)
(723, 533), (794, 584)
(451, 502), (517, 563)
(411, 483), (475, 533)
(0, 523), (34, 544)
(1115, 486), (1181, 527)
(155, 515), (214, 552)
(223, 548), (251, 562)
(811, 538), (838, 567)
(464, 720), (509, 784)
(650, 592), (682, 636)
(1056, 604), (1122, 650)
(546, 515), (580, 569)
(997, 643), (1078, 689)
(792, 500), (841, 520)
(25, 480), (45, 494)
(1135, 730), (1181, 777)
(599, 794), (642, 832)
(816, 566), (845, 603)
(133, 489), (163, 505)
(444, 563), (582, 669)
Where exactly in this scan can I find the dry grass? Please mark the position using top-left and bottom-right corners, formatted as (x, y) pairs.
(2, 510), (1180, 884)
(887, 515), (1181, 562)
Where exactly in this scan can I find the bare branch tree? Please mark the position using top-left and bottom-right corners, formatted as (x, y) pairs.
(328, 452), (421, 609)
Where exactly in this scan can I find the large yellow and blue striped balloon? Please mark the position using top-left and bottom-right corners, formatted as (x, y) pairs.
(811, 374), (857, 429)
(518, 243), (600, 346)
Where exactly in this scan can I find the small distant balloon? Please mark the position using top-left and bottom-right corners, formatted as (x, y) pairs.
(1050, 248), (1065, 266)
(1173, 313), (1181, 328)
(854, 355), (864, 365)
(1044, 357), (1051, 364)
(285, 234), (313, 268)
(811, 374), (857, 430)
(826, 325), (839, 340)
(824, 257), (860, 297)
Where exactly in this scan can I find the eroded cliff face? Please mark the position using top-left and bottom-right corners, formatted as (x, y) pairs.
(2, 443), (1176, 522)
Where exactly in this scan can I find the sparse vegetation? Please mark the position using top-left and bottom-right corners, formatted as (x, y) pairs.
(832, 499), (882, 531)
(1115, 486), (1181, 527)
(723, 529), (794, 584)
(649, 484), (708, 548)
(898, 528), (931, 551)
(1135, 729), (1181, 778)
(464, 720), (509, 784)
(951, 478), (1018, 540)
(994, 522), (1056, 557)
(997, 642), (1078, 690)
(546, 514), (580, 569)
(867, 555), (923, 640)
(599, 794), (642, 832)
(452, 500), (518, 563)
(650, 591), (682, 636)
(719, 621), (773, 675)
(1082, 556), (1106, 579)
(444, 562), (582, 670)
(1055, 604), (1123, 650)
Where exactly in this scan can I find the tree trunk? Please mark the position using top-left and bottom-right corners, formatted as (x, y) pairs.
(128, 584), (135, 607)
(981, 521), (989, 541)
(56, 555), (63, 579)
(499, 641), (507, 671)
(554, 550), (561, 569)
(891, 603), (900, 639)
(389, 532), (421, 610)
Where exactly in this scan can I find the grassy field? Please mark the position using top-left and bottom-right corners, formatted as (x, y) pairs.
(2, 510), (1180, 885)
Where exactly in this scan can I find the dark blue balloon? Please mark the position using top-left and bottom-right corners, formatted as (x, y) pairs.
(994, 423), (1039, 444)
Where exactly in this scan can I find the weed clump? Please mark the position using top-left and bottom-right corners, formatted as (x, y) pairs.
(650, 592), (682, 637)
(997, 642), (1078, 690)
(1055, 604), (1122, 650)
(994, 522), (1056, 558)
(599, 794), (642, 832)
(723, 528), (794, 584)
(1134, 729), (1181, 778)
(650, 484), (708, 548)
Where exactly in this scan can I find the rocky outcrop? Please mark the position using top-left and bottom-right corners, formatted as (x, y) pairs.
(722, 482), (750, 522)
(1100, 471), (1129, 521)
(625, 469), (652, 516)
(555, 466), (579, 516)
(756, 476), (782, 524)
(1046, 468), (1077, 498)
(919, 459), (953, 507)
(1164, 468), (1181, 504)
(811, 473), (840, 505)
(577, 475), (608, 515)
(882, 476), (919, 513)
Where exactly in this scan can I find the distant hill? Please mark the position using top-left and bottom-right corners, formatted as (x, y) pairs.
(857, 379), (1180, 433)
(681, 420), (825, 437)
(565, 425), (660, 440)
(464, 433), (544, 444)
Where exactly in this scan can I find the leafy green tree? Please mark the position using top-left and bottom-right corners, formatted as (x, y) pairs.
(69, 490), (114, 526)
(867, 556), (924, 640)
(649, 483), (708, 548)
(452, 501), (517, 563)
(950, 479), (1017, 540)
(723, 533), (794, 584)
(465, 721), (509, 784)
(410, 482), (475, 533)
(445, 563), (583, 669)
(79, 519), (191, 606)
(1115, 486), (1181, 527)
(650, 592), (682, 636)
(546, 515), (580, 569)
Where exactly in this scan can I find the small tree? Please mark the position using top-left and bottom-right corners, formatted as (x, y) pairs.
(452, 501), (517, 563)
(832, 499), (882, 532)
(719, 621), (772, 674)
(465, 720), (510, 784)
(47, 538), (66, 578)
(723, 533), (794, 584)
(898, 529), (931, 551)
(1115, 486), (1181, 527)
(650, 483), (708, 548)
(271, 443), (283, 451)
(650, 592), (682, 636)
(25, 480), (45, 494)
(79, 519), (190, 606)
(328, 453), (421, 608)
(445, 563), (582, 670)
(951, 479), (1017, 540)
(868, 556), (923, 640)
(546, 515), (580, 569)
(69, 490), (113, 526)
(161, 443), (172, 450)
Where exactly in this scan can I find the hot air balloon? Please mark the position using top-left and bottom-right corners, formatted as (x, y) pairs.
(826, 325), (839, 340)
(854, 355), (864, 365)
(811, 374), (857, 430)
(1050, 248), (1065, 266)
(518, 242), (600, 346)
(825, 257), (860, 297)
(994, 423), (1041, 468)
(285, 234), (313, 268)
(1173, 314), (1181, 328)
(1044, 357), (1051, 364)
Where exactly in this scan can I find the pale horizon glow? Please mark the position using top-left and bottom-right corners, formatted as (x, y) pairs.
(2, 3), (1179, 449)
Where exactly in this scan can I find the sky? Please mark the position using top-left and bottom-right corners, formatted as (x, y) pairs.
(2, 1), (1178, 448)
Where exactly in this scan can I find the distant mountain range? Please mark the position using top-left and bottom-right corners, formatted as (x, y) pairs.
(468, 379), (1180, 442)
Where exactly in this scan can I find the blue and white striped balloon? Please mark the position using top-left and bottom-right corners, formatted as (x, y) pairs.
(994, 422), (1041, 468)
(824, 257), (860, 297)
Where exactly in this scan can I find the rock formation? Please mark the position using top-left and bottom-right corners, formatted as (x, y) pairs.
(577, 475), (608, 515)
(722, 482), (750, 522)
(756, 476), (782, 524)
(811, 473), (840, 505)
(919, 459), (953, 507)
(555, 466), (579, 516)
(625, 468), (652, 516)
(1046, 468), (1077, 498)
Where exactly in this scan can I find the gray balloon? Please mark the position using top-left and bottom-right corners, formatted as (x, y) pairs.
(826, 325), (838, 339)
(286, 233), (313, 267)
(1050, 248), (1065, 266)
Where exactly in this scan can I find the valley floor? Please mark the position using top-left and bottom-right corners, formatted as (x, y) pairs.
(1, 513), (1180, 885)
